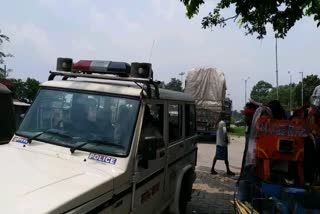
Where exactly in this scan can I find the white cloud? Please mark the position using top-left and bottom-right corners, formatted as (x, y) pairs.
(15, 23), (56, 64)
(37, 0), (91, 12)
(1, 0), (320, 110)
(1, 23), (57, 65)
(151, 0), (178, 20)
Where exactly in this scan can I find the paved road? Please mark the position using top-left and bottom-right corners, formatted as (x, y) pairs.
(186, 136), (245, 214)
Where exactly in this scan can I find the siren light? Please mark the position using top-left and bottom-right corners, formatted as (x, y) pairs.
(56, 58), (153, 79)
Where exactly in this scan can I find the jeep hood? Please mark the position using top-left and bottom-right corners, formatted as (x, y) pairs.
(0, 144), (114, 213)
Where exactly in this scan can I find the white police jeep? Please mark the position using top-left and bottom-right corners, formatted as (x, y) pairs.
(1, 58), (197, 214)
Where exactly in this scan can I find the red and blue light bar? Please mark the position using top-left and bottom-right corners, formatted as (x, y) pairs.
(56, 58), (152, 79)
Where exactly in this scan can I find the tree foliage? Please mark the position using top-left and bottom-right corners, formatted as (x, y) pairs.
(23, 78), (41, 102)
(0, 68), (5, 79)
(0, 66), (13, 79)
(249, 75), (320, 111)
(249, 81), (294, 110)
(232, 110), (243, 121)
(266, 85), (293, 109)
(250, 80), (273, 103)
(294, 74), (320, 106)
(7, 78), (40, 103)
(164, 78), (183, 92)
(159, 81), (166, 89)
(0, 30), (12, 64)
(180, 0), (320, 39)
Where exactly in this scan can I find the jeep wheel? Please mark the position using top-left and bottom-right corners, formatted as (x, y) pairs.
(179, 174), (193, 214)
(179, 182), (188, 214)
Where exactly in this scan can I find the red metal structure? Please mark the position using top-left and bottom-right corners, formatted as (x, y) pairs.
(255, 116), (307, 185)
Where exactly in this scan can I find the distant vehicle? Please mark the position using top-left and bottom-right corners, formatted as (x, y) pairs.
(185, 67), (230, 135)
(0, 83), (15, 144)
(234, 119), (245, 127)
(2, 58), (198, 213)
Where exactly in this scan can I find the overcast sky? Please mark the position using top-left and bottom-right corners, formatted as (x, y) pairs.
(1, 0), (320, 110)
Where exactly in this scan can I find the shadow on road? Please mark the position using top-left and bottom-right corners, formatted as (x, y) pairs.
(187, 191), (236, 214)
(186, 167), (238, 214)
(198, 135), (216, 144)
(195, 166), (238, 192)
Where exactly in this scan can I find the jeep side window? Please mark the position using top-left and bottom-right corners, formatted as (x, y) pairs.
(168, 104), (182, 142)
(185, 104), (196, 137)
(138, 104), (164, 154)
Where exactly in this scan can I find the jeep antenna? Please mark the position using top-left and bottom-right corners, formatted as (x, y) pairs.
(148, 40), (155, 63)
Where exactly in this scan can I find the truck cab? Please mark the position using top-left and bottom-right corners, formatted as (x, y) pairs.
(0, 58), (197, 214)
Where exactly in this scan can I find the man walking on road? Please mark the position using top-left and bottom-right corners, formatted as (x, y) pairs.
(211, 116), (235, 176)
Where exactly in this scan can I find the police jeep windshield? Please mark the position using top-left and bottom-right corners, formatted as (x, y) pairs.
(17, 89), (139, 156)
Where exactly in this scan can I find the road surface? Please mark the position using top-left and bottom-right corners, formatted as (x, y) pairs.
(186, 135), (245, 214)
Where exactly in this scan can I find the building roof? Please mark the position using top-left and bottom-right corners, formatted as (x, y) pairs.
(0, 83), (11, 94)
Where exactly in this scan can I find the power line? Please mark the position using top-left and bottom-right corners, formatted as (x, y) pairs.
(148, 40), (155, 63)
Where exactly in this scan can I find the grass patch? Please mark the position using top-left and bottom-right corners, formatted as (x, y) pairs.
(229, 126), (245, 137)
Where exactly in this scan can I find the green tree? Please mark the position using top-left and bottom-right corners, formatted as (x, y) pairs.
(0, 68), (6, 79)
(8, 78), (40, 103)
(24, 78), (40, 102)
(250, 80), (273, 103)
(266, 85), (292, 110)
(180, 0), (320, 39)
(294, 74), (320, 106)
(8, 79), (25, 101)
(0, 30), (12, 65)
(159, 81), (166, 89)
(0, 30), (13, 79)
(250, 81), (299, 110)
(0, 66), (13, 79)
(165, 78), (183, 91)
(231, 110), (243, 122)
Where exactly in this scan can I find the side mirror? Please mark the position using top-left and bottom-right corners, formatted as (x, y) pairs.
(140, 136), (162, 169)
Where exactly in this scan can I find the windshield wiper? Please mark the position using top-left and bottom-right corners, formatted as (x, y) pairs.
(27, 129), (72, 144)
(70, 139), (124, 154)
(27, 131), (47, 144)
(70, 142), (89, 154)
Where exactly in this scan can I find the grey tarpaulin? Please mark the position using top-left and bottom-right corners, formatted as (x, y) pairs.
(184, 68), (226, 131)
(184, 68), (226, 107)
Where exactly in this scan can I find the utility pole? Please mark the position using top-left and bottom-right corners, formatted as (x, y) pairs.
(275, 37), (279, 100)
(299, 72), (304, 106)
(243, 77), (250, 105)
(1, 64), (7, 78)
(1, 64), (13, 79)
(148, 40), (155, 63)
(179, 72), (185, 88)
(4, 65), (6, 77)
(288, 71), (292, 111)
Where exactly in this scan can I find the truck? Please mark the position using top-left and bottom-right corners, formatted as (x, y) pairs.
(0, 58), (198, 214)
(184, 67), (229, 135)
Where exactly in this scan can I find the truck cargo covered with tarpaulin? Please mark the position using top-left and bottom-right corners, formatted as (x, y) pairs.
(184, 68), (226, 134)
